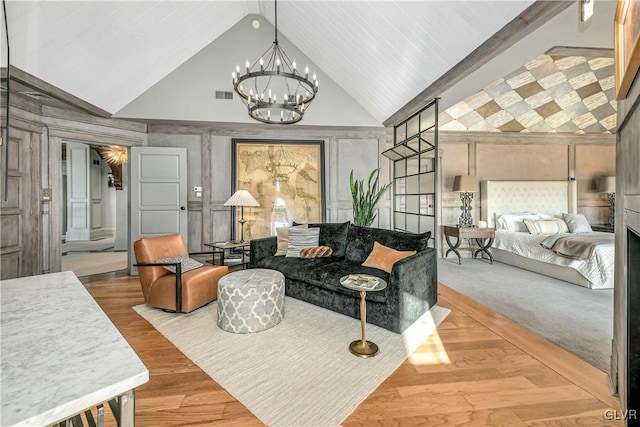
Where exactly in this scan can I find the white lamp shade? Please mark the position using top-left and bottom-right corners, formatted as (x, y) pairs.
(224, 190), (260, 207)
(597, 176), (616, 193)
(452, 175), (479, 193)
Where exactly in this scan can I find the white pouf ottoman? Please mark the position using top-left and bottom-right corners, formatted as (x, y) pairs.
(217, 268), (285, 333)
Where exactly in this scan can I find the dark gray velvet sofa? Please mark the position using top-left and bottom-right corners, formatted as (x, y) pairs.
(249, 222), (437, 333)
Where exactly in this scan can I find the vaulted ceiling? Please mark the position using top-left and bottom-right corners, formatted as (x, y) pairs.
(1, 1), (616, 126)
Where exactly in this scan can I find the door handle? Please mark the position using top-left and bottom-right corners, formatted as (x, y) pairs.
(180, 206), (186, 210)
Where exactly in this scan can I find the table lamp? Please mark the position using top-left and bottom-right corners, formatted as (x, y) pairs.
(224, 190), (260, 242)
(597, 176), (616, 227)
(452, 175), (479, 227)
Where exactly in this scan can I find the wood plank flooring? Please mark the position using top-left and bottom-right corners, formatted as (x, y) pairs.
(81, 273), (622, 426)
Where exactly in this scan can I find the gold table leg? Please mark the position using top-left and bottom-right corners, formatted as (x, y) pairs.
(349, 290), (379, 357)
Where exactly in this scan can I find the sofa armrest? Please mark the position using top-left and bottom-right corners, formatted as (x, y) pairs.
(250, 236), (277, 267)
(388, 247), (437, 305)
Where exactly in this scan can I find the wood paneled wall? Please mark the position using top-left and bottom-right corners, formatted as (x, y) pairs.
(439, 131), (616, 233)
(3, 88), (616, 278)
(146, 124), (390, 251)
(2, 91), (390, 276)
(2, 93), (147, 276)
(613, 55), (640, 413)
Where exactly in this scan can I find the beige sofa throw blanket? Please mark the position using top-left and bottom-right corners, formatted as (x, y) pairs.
(541, 233), (614, 261)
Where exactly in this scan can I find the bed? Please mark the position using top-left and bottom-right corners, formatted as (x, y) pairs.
(481, 180), (614, 289)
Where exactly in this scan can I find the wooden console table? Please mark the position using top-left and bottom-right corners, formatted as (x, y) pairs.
(205, 241), (250, 269)
(1, 271), (148, 427)
(590, 224), (614, 233)
(443, 225), (495, 265)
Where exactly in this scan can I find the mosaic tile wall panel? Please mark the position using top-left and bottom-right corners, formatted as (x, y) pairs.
(440, 54), (616, 134)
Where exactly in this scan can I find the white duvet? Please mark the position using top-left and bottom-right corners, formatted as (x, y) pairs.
(493, 230), (615, 287)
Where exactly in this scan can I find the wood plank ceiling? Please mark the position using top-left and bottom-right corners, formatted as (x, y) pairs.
(3, 1), (535, 123)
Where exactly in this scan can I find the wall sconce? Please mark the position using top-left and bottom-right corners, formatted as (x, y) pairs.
(453, 175), (479, 227)
(597, 176), (616, 226)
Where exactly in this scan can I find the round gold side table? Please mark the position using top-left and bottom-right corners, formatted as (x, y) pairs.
(340, 274), (388, 358)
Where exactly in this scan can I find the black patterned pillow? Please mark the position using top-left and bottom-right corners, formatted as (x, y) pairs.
(155, 255), (203, 274)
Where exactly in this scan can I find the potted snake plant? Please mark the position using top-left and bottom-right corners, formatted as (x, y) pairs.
(349, 168), (392, 227)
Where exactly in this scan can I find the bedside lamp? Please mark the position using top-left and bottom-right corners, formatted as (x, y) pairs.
(224, 190), (260, 242)
(597, 176), (616, 227)
(453, 175), (479, 227)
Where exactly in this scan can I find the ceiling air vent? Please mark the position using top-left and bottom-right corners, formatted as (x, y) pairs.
(215, 91), (234, 100)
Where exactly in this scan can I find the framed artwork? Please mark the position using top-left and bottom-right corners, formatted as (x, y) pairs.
(231, 139), (325, 240)
(615, 0), (640, 100)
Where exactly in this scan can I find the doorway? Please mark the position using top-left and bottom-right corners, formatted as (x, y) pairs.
(60, 141), (128, 277)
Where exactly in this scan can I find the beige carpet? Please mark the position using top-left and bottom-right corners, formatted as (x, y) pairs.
(134, 298), (449, 426)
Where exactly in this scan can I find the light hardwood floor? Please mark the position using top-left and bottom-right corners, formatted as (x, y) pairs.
(82, 273), (622, 426)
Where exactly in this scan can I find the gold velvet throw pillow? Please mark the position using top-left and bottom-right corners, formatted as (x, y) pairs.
(300, 246), (333, 258)
(362, 241), (416, 273)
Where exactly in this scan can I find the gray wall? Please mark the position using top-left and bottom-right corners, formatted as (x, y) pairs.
(146, 124), (389, 252)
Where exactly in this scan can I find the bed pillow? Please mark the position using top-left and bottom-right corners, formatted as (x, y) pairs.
(275, 224), (308, 256)
(155, 255), (203, 274)
(538, 213), (564, 220)
(362, 241), (416, 273)
(496, 213), (540, 232)
(286, 227), (320, 258)
(563, 213), (593, 234)
(523, 218), (569, 235)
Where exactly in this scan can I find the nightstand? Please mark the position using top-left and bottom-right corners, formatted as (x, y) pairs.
(591, 224), (614, 233)
(443, 225), (495, 265)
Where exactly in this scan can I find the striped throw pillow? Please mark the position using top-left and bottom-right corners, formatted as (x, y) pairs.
(286, 227), (320, 258)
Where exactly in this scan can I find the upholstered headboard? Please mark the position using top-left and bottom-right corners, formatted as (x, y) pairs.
(481, 180), (577, 227)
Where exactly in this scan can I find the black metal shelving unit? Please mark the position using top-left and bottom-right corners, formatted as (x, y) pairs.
(383, 99), (439, 247)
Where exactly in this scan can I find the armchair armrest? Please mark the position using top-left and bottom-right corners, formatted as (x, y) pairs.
(388, 248), (437, 306)
(250, 236), (277, 267)
(134, 261), (184, 313)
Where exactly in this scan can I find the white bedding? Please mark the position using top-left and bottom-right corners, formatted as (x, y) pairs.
(493, 230), (614, 288)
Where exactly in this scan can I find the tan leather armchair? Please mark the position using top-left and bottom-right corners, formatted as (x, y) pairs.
(133, 233), (229, 313)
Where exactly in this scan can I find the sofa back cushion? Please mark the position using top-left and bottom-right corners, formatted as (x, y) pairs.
(308, 221), (350, 258)
(345, 225), (430, 264)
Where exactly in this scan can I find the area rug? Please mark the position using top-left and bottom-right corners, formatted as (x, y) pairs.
(134, 298), (449, 426)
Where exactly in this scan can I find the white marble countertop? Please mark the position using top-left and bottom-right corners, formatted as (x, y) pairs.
(1, 271), (149, 427)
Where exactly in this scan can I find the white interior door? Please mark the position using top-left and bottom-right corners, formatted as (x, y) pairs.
(65, 142), (91, 241)
(129, 146), (188, 273)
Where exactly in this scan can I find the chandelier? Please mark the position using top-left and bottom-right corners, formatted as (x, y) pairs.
(100, 145), (128, 165)
(265, 145), (298, 182)
(232, 0), (318, 125)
